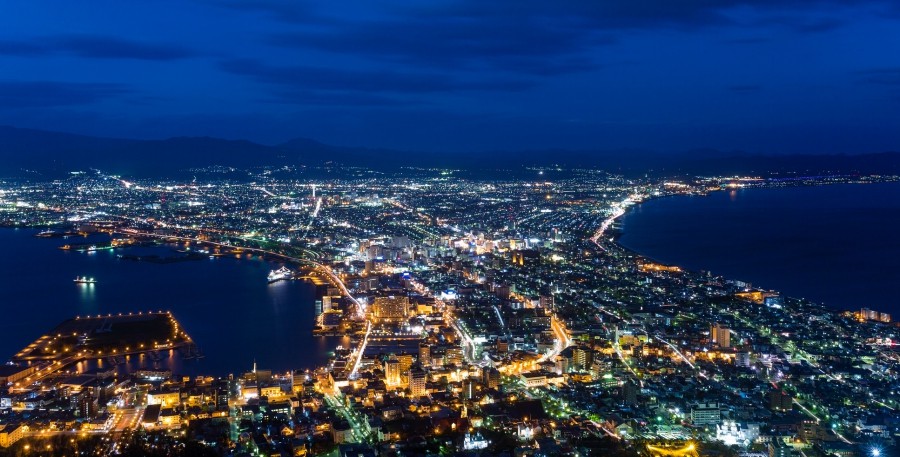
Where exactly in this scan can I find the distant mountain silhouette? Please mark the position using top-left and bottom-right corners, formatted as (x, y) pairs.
(0, 126), (279, 177)
(1, 125), (898, 179)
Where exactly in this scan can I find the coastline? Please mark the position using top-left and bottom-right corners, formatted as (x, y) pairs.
(0, 227), (336, 376)
(608, 180), (900, 318)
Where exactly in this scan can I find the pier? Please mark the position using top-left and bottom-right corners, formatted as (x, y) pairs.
(9, 312), (192, 389)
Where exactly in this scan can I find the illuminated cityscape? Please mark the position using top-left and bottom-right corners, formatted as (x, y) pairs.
(0, 169), (897, 456)
(2, 1), (900, 456)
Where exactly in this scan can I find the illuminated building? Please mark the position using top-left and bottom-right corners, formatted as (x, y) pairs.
(332, 421), (352, 444)
(690, 402), (721, 426)
(373, 295), (409, 321)
(0, 365), (37, 385)
(445, 346), (463, 366)
(463, 431), (489, 450)
(408, 366), (427, 397)
(716, 421), (759, 446)
(463, 378), (476, 400)
(860, 307), (891, 323)
(384, 357), (401, 386)
(510, 249), (540, 267)
(520, 371), (547, 388)
(396, 353), (414, 374)
(482, 367), (500, 389)
(214, 379), (231, 411)
(711, 323), (731, 348)
(147, 389), (181, 408)
(0, 424), (27, 448)
(768, 439), (791, 457)
(735, 351), (751, 368)
(418, 343), (430, 365)
(572, 346), (593, 371)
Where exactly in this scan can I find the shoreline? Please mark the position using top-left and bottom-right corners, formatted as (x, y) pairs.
(607, 180), (899, 318)
(0, 227), (335, 377)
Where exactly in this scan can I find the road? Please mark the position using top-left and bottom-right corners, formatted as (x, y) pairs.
(541, 316), (571, 362)
(116, 228), (372, 377)
(111, 407), (144, 432)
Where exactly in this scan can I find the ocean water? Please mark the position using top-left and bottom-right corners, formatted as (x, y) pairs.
(618, 181), (900, 315)
(0, 229), (344, 376)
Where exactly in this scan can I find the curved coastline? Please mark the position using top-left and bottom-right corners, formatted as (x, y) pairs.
(608, 190), (719, 265)
(0, 227), (336, 376)
(610, 181), (900, 315)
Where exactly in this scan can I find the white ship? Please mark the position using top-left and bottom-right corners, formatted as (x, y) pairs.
(267, 266), (292, 283)
(74, 276), (97, 284)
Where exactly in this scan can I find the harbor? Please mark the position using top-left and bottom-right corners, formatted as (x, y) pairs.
(8, 312), (193, 389)
(0, 228), (338, 376)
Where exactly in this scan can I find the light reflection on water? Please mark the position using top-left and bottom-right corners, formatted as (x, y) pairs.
(619, 181), (900, 313)
(0, 229), (342, 376)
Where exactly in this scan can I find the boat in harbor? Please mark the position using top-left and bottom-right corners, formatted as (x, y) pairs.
(74, 276), (97, 284)
(267, 266), (293, 283)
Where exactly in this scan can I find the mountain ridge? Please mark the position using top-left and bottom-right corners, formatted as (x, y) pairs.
(1, 125), (898, 179)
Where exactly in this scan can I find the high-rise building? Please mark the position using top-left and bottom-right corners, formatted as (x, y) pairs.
(690, 402), (721, 426)
(572, 346), (593, 371)
(445, 346), (463, 366)
(214, 379), (231, 411)
(408, 366), (427, 398)
(418, 343), (431, 365)
(462, 378), (476, 400)
(373, 296), (410, 321)
(384, 357), (401, 387)
(711, 324), (731, 348)
(396, 354), (414, 374)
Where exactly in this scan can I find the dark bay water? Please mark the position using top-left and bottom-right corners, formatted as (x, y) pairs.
(0, 229), (343, 376)
(619, 182), (900, 315)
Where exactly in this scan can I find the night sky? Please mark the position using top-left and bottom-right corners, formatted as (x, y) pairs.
(2, 0), (899, 154)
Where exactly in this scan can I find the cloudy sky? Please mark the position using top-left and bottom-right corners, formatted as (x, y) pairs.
(1, 0), (899, 153)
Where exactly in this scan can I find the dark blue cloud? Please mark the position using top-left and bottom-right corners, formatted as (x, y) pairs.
(0, 0), (899, 154)
(0, 35), (194, 60)
(268, 20), (614, 76)
(219, 59), (535, 94)
(0, 81), (131, 108)
(427, 0), (889, 29)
